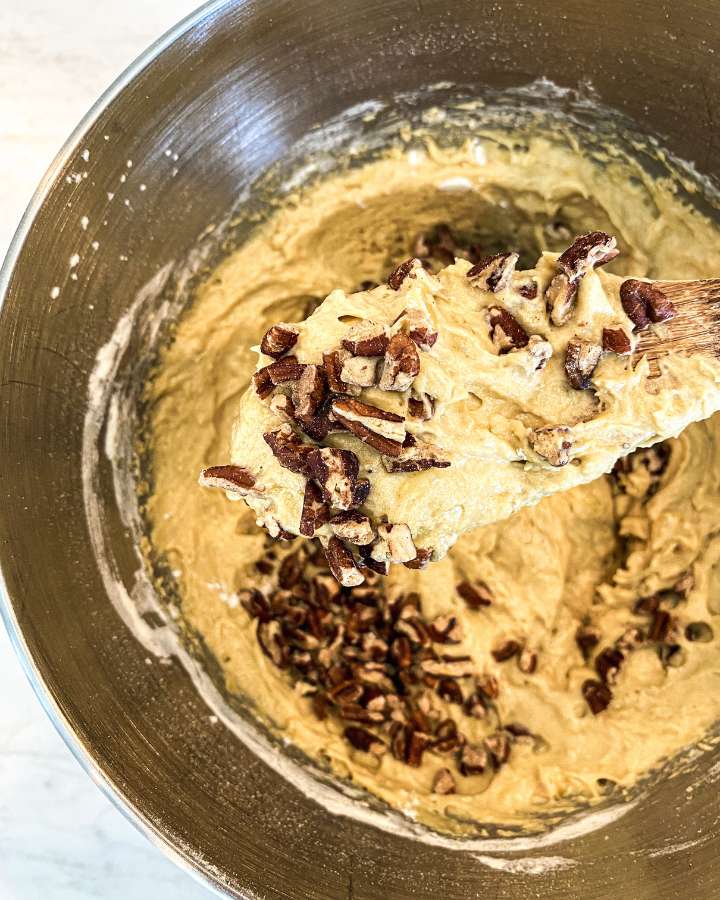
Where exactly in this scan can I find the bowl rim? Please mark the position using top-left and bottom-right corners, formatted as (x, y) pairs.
(0, 1), (242, 896)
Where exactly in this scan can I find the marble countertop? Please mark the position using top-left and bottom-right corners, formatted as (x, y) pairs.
(0, 2), (214, 896)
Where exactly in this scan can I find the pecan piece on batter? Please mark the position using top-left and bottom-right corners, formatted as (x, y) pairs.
(458, 744), (488, 776)
(457, 580), (493, 609)
(467, 252), (519, 293)
(341, 355), (379, 388)
(263, 425), (314, 474)
(432, 767), (457, 795)
(323, 349), (360, 396)
(557, 231), (619, 281)
(253, 355), (306, 399)
(602, 327), (632, 354)
(332, 397), (406, 457)
(394, 306), (438, 351)
(527, 334), (553, 370)
(260, 323), (299, 359)
(323, 535), (364, 587)
(344, 726), (385, 755)
(371, 523), (417, 565)
(620, 279), (677, 330)
(546, 272), (579, 327)
(488, 305), (530, 353)
(407, 390), (435, 421)
(582, 678), (612, 715)
(528, 425), (574, 467)
(388, 257), (422, 290)
(378, 332), (421, 392)
(564, 337), (602, 390)
(306, 446), (360, 510)
(381, 442), (451, 473)
(420, 655), (475, 678)
(291, 364), (326, 418)
(199, 464), (262, 495)
(341, 321), (390, 357)
(403, 547), (433, 570)
(491, 639), (522, 662)
(299, 479), (330, 537)
(329, 510), (375, 546)
(518, 279), (538, 299)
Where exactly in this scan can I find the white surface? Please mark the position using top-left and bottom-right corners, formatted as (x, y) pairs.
(0, 2), (213, 897)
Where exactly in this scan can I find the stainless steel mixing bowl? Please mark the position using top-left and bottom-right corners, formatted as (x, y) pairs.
(3, 1), (720, 896)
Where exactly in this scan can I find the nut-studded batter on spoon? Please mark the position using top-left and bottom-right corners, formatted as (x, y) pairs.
(201, 232), (720, 583)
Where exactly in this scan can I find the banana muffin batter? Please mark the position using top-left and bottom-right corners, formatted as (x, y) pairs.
(145, 132), (720, 833)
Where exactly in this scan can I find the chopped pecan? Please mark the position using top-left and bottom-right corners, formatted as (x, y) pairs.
(264, 426), (314, 474)
(350, 478), (371, 508)
(299, 480), (329, 537)
(199, 465), (261, 495)
(329, 511), (375, 545)
(403, 547), (433, 570)
(388, 257), (422, 290)
(371, 523), (417, 564)
(420, 655), (475, 678)
(269, 393), (295, 423)
(429, 615), (463, 644)
(476, 673), (500, 699)
(620, 279), (676, 330)
(546, 273), (579, 327)
(488, 305), (530, 353)
(323, 536), (364, 587)
(344, 726), (385, 755)
(257, 620), (288, 668)
(464, 690), (488, 719)
(260, 323), (299, 359)
(239, 588), (271, 622)
(378, 333), (421, 392)
(357, 544), (389, 576)
(527, 334), (553, 370)
(457, 580), (492, 609)
(602, 327), (632, 354)
(648, 609), (672, 642)
(575, 625), (600, 659)
(467, 252), (519, 293)
(458, 744), (488, 776)
(406, 729), (430, 767)
(437, 679), (463, 705)
(595, 646), (624, 685)
(485, 730), (512, 768)
(331, 399), (405, 457)
(564, 337), (602, 390)
(432, 768), (457, 795)
(341, 355), (379, 388)
(382, 442), (451, 473)
(517, 648), (538, 674)
(491, 640), (522, 662)
(341, 321), (390, 357)
(582, 678), (612, 715)
(557, 232), (619, 281)
(395, 307), (438, 351)
(518, 279), (538, 299)
(306, 447), (360, 510)
(253, 356), (305, 399)
(323, 350), (360, 396)
(433, 719), (460, 753)
(528, 425), (574, 467)
(292, 364), (326, 418)
(408, 390), (435, 421)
